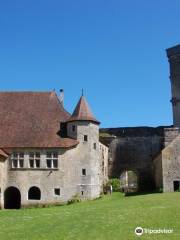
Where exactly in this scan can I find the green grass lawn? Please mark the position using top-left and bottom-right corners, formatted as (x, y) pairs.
(0, 192), (180, 240)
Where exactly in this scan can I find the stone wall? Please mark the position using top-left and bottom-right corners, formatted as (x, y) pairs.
(161, 135), (180, 192)
(153, 153), (163, 189)
(167, 45), (180, 128)
(100, 126), (178, 191)
(0, 121), (108, 209)
(67, 121), (108, 199)
(4, 147), (79, 207)
(0, 159), (7, 208)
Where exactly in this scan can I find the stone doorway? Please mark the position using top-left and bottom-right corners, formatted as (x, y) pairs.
(173, 181), (180, 191)
(4, 187), (21, 209)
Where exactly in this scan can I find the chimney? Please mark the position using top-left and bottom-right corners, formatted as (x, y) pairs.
(59, 89), (64, 106)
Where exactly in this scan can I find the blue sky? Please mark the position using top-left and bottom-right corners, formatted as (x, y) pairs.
(0, 0), (180, 127)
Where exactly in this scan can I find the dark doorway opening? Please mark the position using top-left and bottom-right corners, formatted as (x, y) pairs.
(173, 181), (180, 191)
(4, 187), (21, 209)
(28, 186), (41, 200)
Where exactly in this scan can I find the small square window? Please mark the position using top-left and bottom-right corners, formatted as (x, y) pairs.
(54, 188), (60, 196)
(82, 168), (86, 176)
(81, 191), (84, 196)
(46, 152), (51, 158)
(72, 125), (76, 132)
(84, 135), (88, 142)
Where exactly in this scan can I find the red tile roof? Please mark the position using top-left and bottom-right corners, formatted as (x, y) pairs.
(0, 92), (78, 148)
(0, 148), (9, 159)
(67, 96), (100, 124)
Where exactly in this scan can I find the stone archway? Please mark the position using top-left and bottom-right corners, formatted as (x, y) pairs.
(4, 186), (21, 209)
(120, 170), (138, 193)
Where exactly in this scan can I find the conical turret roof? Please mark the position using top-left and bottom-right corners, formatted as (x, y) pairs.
(67, 95), (100, 124)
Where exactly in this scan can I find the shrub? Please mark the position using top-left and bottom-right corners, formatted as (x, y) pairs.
(105, 178), (121, 192)
(21, 202), (65, 209)
(156, 187), (163, 193)
(175, 189), (180, 192)
(67, 194), (81, 205)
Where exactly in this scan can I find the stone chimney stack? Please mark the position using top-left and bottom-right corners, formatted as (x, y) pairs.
(167, 44), (180, 129)
(59, 89), (64, 106)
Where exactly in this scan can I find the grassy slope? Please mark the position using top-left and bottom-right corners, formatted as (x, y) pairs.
(0, 192), (180, 240)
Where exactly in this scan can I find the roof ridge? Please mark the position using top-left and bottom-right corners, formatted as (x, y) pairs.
(0, 91), (53, 93)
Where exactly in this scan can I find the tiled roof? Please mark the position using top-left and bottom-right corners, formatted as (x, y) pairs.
(0, 92), (78, 148)
(0, 148), (9, 158)
(67, 96), (100, 124)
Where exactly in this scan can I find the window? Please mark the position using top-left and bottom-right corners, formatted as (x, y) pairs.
(81, 191), (84, 196)
(11, 152), (24, 168)
(29, 152), (40, 168)
(12, 159), (18, 168)
(19, 160), (24, 168)
(35, 159), (40, 168)
(28, 186), (41, 200)
(82, 168), (86, 176)
(84, 135), (88, 142)
(29, 160), (34, 168)
(46, 159), (51, 168)
(46, 152), (58, 168)
(53, 159), (58, 168)
(54, 188), (60, 196)
(94, 143), (96, 150)
(72, 125), (76, 132)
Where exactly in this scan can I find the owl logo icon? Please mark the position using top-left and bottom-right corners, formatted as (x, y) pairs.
(135, 227), (144, 236)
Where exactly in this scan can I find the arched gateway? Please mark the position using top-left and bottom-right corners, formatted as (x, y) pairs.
(120, 170), (138, 193)
(4, 187), (21, 209)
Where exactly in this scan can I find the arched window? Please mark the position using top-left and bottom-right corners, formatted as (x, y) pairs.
(28, 186), (41, 200)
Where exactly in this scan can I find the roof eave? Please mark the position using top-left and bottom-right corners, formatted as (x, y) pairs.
(66, 118), (100, 125)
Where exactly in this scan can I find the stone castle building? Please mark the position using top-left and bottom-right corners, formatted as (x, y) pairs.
(0, 44), (180, 209)
(100, 44), (180, 192)
(0, 93), (108, 209)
